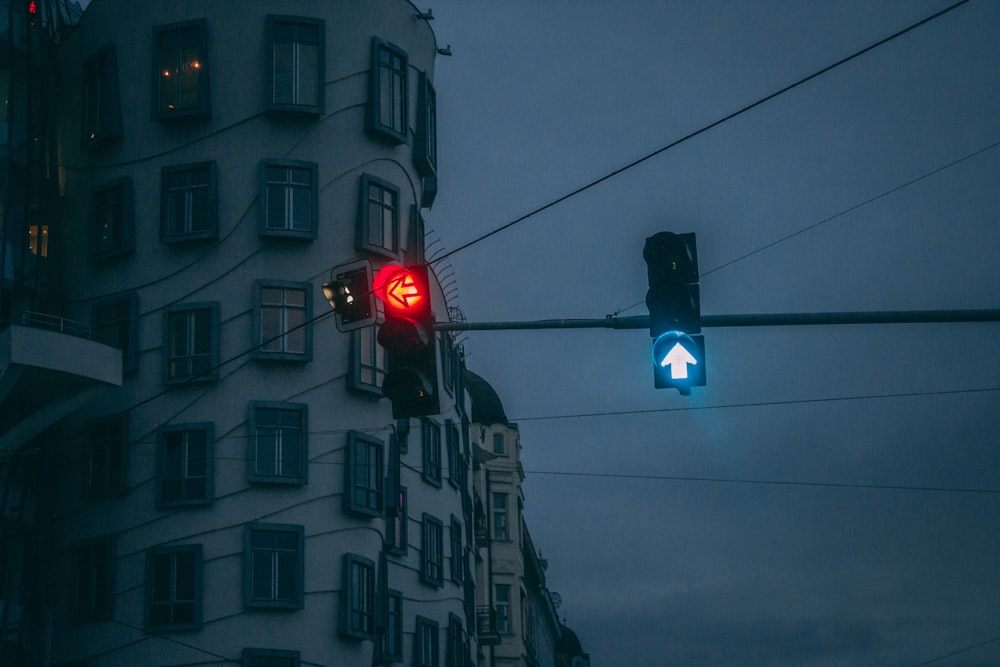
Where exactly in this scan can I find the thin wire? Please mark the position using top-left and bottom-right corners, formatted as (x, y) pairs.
(430, 0), (971, 266)
(914, 633), (1000, 665)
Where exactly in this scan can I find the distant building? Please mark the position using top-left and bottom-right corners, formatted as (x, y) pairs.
(466, 371), (588, 667)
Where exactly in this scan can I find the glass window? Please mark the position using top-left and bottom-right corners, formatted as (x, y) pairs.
(385, 486), (407, 555)
(267, 16), (324, 116)
(495, 584), (511, 634)
(348, 323), (387, 395)
(446, 420), (463, 488)
(367, 38), (408, 144)
(82, 43), (122, 147)
(415, 616), (439, 667)
(379, 590), (403, 661)
(260, 160), (318, 238)
(249, 402), (307, 484)
(415, 71), (437, 175)
(421, 514), (443, 588)
(242, 648), (300, 667)
(165, 303), (219, 383)
(93, 293), (138, 373)
(450, 516), (463, 584)
(147, 545), (201, 631)
(90, 177), (133, 260)
(343, 432), (383, 517)
(422, 419), (441, 487)
(155, 20), (210, 120)
(340, 553), (375, 639)
(161, 162), (217, 242)
(158, 424), (212, 507)
(492, 432), (505, 456)
(492, 493), (508, 541)
(446, 615), (464, 667)
(254, 281), (312, 361)
(86, 417), (127, 496)
(356, 174), (399, 258)
(245, 524), (304, 609)
(73, 537), (114, 623)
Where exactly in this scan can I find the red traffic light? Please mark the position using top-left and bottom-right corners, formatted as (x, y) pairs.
(373, 264), (429, 317)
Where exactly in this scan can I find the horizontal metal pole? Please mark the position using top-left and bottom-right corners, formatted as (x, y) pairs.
(433, 310), (1000, 332)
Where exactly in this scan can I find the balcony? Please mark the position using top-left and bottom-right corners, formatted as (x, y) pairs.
(476, 606), (501, 646)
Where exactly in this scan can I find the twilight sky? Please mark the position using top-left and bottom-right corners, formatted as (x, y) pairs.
(423, 1), (1000, 665)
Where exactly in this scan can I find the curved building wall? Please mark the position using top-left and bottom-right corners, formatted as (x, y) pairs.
(47, 1), (469, 665)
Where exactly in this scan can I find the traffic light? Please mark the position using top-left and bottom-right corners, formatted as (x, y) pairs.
(373, 263), (440, 419)
(322, 260), (376, 333)
(644, 232), (705, 394)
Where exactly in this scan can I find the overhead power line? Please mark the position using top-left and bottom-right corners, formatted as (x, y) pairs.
(430, 0), (971, 265)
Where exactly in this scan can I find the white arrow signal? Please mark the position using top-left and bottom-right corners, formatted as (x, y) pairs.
(660, 342), (698, 380)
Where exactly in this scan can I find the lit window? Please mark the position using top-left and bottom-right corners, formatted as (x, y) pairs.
(357, 174), (399, 258)
(260, 160), (318, 239)
(147, 545), (202, 631)
(254, 281), (311, 361)
(344, 432), (383, 517)
(267, 16), (324, 116)
(155, 20), (210, 120)
(161, 162), (217, 242)
(157, 424), (212, 507)
(90, 177), (134, 260)
(340, 553), (375, 639)
(27, 225), (48, 257)
(73, 537), (114, 623)
(165, 303), (219, 383)
(245, 524), (304, 609)
(366, 38), (408, 144)
(249, 402), (307, 484)
(421, 513), (443, 588)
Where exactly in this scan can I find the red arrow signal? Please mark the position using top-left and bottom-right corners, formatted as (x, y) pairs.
(374, 264), (429, 316)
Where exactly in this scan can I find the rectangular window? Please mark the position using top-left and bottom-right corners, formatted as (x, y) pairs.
(414, 71), (436, 175)
(254, 281), (312, 361)
(446, 615), (463, 667)
(93, 293), (138, 373)
(243, 648), (301, 667)
(161, 162), (217, 242)
(421, 419), (441, 487)
(249, 402), (307, 484)
(340, 553), (375, 639)
(421, 514), (443, 588)
(449, 516), (463, 584)
(495, 584), (511, 634)
(446, 420), (462, 488)
(492, 432), (505, 456)
(90, 177), (134, 260)
(260, 159), (318, 239)
(245, 523), (304, 609)
(385, 486), (407, 555)
(348, 323), (387, 395)
(492, 493), (508, 541)
(267, 16), (324, 116)
(343, 432), (383, 517)
(86, 417), (127, 496)
(165, 302), (219, 383)
(379, 589), (403, 662)
(356, 174), (399, 258)
(157, 423), (212, 507)
(82, 43), (122, 148)
(154, 20), (210, 120)
(415, 616), (439, 667)
(367, 38), (408, 144)
(146, 545), (202, 631)
(73, 537), (114, 623)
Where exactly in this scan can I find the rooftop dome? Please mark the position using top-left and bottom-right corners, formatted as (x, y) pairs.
(464, 370), (509, 425)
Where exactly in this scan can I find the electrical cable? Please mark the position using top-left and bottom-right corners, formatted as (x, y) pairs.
(914, 632), (1000, 665)
(429, 0), (971, 266)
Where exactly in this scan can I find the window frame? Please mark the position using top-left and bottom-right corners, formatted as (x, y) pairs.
(248, 401), (308, 485)
(253, 280), (313, 362)
(152, 18), (211, 122)
(92, 292), (139, 374)
(164, 302), (220, 384)
(72, 536), (115, 624)
(266, 15), (325, 117)
(449, 515), (464, 585)
(414, 615), (440, 667)
(421, 419), (441, 488)
(339, 553), (375, 640)
(414, 70), (436, 176)
(343, 431), (384, 518)
(446, 420), (462, 489)
(378, 588), (404, 662)
(446, 613), (464, 667)
(348, 322), (388, 396)
(259, 158), (318, 240)
(420, 513), (444, 588)
(356, 173), (401, 259)
(160, 161), (218, 243)
(492, 492), (509, 541)
(145, 544), (203, 632)
(242, 648), (301, 667)
(244, 523), (305, 610)
(366, 37), (408, 144)
(495, 583), (512, 635)
(156, 423), (213, 508)
(89, 176), (134, 261)
(85, 416), (128, 497)
(82, 42), (123, 149)
(385, 485), (408, 555)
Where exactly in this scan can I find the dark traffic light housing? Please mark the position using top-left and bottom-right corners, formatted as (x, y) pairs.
(323, 260), (377, 333)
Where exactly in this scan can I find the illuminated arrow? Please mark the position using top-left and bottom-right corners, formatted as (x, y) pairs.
(384, 271), (423, 309)
(660, 342), (697, 380)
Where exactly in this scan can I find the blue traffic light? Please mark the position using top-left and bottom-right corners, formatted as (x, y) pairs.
(651, 331), (706, 394)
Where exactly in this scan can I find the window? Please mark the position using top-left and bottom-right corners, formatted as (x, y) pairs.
(420, 514), (443, 587)
(89, 177), (134, 260)
(415, 616), (439, 667)
(421, 420), (441, 487)
(356, 174), (399, 258)
(378, 590), (403, 662)
(260, 159), (318, 239)
(82, 43), (122, 148)
(249, 402), (307, 484)
(243, 648), (300, 667)
(348, 323), (388, 395)
(492, 433), (505, 456)
(165, 303), (219, 383)
(446, 614), (464, 667)
(254, 281), (312, 361)
(340, 553), (375, 639)
(414, 71), (436, 175)
(492, 493), (508, 541)
(385, 486), (407, 555)
(154, 20), (210, 120)
(440, 334), (456, 396)
(343, 432), (383, 517)
(93, 293), (138, 373)
(86, 417), (127, 496)
(146, 545), (202, 631)
(157, 424), (212, 508)
(73, 537), (114, 623)
(495, 584), (511, 634)
(267, 16), (323, 116)
(446, 420), (462, 488)
(449, 516), (463, 584)
(161, 162), (217, 242)
(244, 523), (304, 609)
(366, 38), (408, 144)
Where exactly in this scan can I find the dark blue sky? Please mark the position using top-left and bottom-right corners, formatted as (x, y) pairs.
(425, 1), (1000, 664)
